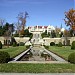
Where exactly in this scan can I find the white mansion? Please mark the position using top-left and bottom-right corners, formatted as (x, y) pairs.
(28, 25), (55, 33)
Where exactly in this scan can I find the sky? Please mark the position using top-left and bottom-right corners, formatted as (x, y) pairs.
(0, 0), (74, 28)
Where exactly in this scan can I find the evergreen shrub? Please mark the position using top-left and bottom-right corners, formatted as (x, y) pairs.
(0, 51), (10, 63)
(71, 41), (75, 50)
(68, 52), (75, 64)
(58, 42), (62, 47)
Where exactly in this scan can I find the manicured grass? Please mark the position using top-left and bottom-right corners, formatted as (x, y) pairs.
(0, 46), (75, 73)
(0, 63), (75, 73)
(48, 46), (75, 60)
(0, 46), (27, 58)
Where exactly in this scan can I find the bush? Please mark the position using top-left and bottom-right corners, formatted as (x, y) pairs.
(11, 37), (17, 46)
(71, 41), (75, 50)
(58, 42), (62, 47)
(44, 45), (49, 49)
(50, 42), (55, 46)
(26, 45), (30, 49)
(17, 43), (19, 46)
(13, 42), (17, 47)
(68, 52), (75, 64)
(19, 42), (25, 46)
(55, 44), (58, 46)
(0, 51), (10, 63)
(0, 41), (2, 49)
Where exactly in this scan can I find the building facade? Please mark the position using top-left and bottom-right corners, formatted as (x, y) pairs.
(28, 25), (55, 33)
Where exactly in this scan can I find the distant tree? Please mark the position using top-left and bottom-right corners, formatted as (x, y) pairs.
(41, 30), (50, 38)
(69, 29), (73, 36)
(9, 24), (14, 36)
(64, 29), (70, 37)
(51, 30), (56, 38)
(55, 26), (61, 37)
(64, 8), (75, 35)
(0, 19), (5, 26)
(0, 26), (3, 36)
(60, 32), (63, 37)
(17, 12), (29, 36)
(3, 23), (14, 47)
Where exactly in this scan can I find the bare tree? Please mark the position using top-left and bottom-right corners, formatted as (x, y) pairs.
(17, 12), (29, 36)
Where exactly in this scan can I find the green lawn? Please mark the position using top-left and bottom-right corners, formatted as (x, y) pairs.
(0, 46), (27, 58)
(0, 46), (75, 73)
(48, 46), (75, 60)
(0, 63), (75, 73)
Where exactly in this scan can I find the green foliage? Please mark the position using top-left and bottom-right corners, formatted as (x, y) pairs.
(13, 42), (17, 47)
(0, 63), (75, 73)
(14, 33), (19, 37)
(24, 29), (33, 38)
(50, 42), (55, 46)
(4, 40), (7, 46)
(0, 26), (3, 36)
(4, 40), (11, 46)
(68, 52), (75, 64)
(26, 45), (30, 49)
(0, 22), (14, 36)
(19, 42), (25, 46)
(11, 37), (17, 46)
(55, 44), (58, 46)
(44, 45), (49, 49)
(29, 33), (33, 39)
(0, 51), (10, 63)
(14, 29), (33, 38)
(0, 41), (2, 49)
(51, 30), (56, 38)
(41, 30), (50, 38)
(69, 29), (73, 37)
(58, 42), (62, 47)
(71, 41), (75, 50)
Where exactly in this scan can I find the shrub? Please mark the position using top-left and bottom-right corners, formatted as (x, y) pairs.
(0, 51), (10, 63)
(44, 45), (49, 49)
(71, 41), (75, 50)
(55, 44), (58, 46)
(11, 37), (17, 46)
(17, 43), (19, 46)
(26, 45), (30, 49)
(0, 41), (2, 49)
(19, 42), (25, 46)
(68, 52), (75, 64)
(13, 42), (17, 47)
(58, 42), (62, 47)
(50, 42), (55, 46)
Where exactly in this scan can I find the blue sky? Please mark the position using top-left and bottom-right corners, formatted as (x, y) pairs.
(0, 0), (74, 28)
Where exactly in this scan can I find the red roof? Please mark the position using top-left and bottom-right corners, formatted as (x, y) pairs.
(28, 26), (48, 29)
(38, 26), (42, 28)
(44, 26), (48, 28)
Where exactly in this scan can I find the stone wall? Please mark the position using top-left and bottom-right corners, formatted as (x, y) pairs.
(0, 36), (75, 45)
(0, 37), (30, 44)
(43, 38), (61, 46)
(0, 37), (5, 44)
(14, 37), (30, 43)
(43, 37), (75, 46)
